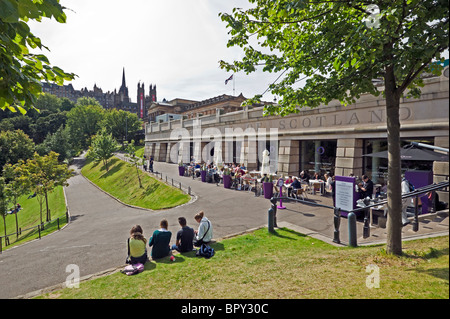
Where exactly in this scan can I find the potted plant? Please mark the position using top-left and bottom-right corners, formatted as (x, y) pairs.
(200, 163), (207, 182)
(178, 160), (185, 177)
(263, 175), (274, 199)
(223, 167), (232, 189)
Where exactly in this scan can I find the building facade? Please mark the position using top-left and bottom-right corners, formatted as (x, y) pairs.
(144, 67), (449, 201)
(41, 68), (139, 114)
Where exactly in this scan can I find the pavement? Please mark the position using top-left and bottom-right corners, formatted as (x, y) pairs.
(0, 155), (448, 299)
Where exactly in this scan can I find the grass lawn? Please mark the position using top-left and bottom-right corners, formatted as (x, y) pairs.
(81, 157), (191, 210)
(0, 186), (67, 250)
(38, 228), (449, 299)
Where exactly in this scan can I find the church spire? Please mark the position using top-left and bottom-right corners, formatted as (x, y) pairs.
(121, 67), (126, 88)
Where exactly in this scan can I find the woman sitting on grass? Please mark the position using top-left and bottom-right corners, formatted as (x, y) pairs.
(149, 219), (172, 259)
(127, 225), (148, 265)
(193, 211), (213, 247)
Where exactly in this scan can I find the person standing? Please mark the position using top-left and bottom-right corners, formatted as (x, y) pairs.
(401, 176), (412, 226)
(171, 217), (195, 253)
(148, 219), (172, 259)
(193, 211), (213, 247)
(359, 175), (374, 199)
(149, 156), (154, 173)
(330, 175), (336, 207)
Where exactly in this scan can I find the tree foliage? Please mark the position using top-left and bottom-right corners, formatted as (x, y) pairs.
(220, 0), (448, 114)
(220, 0), (448, 255)
(16, 151), (72, 222)
(66, 101), (104, 151)
(0, 129), (35, 171)
(102, 109), (142, 143)
(87, 128), (118, 172)
(0, 0), (76, 114)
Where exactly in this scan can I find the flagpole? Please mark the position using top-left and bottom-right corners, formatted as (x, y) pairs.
(233, 73), (235, 96)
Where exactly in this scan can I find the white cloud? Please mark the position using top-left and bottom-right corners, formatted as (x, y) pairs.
(28, 0), (277, 103)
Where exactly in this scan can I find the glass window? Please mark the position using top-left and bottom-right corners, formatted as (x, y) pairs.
(300, 140), (337, 177)
(363, 138), (434, 185)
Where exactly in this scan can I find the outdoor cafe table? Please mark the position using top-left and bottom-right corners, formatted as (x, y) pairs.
(309, 179), (325, 195)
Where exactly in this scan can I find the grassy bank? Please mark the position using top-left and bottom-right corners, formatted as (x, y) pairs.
(38, 228), (449, 299)
(81, 157), (190, 210)
(0, 186), (67, 250)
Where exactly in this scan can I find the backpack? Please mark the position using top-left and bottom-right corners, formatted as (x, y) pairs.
(196, 244), (215, 259)
(121, 263), (144, 276)
(407, 180), (415, 192)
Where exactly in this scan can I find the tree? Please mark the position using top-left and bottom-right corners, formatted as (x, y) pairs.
(0, 0), (76, 114)
(0, 129), (35, 171)
(220, 0), (448, 255)
(125, 140), (143, 188)
(3, 163), (28, 238)
(0, 177), (11, 237)
(36, 125), (74, 162)
(17, 152), (72, 222)
(101, 109), (142, 144)
(66, 103), (104, 151)
(87, 128), (118, 172)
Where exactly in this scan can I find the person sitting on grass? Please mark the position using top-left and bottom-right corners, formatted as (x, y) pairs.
(148, 219), (172, 259)
(171, 217), (195, 253)
(127, 225), (148, 265)
(193, 211), (213, 247)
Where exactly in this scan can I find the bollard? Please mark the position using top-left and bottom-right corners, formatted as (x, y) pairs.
(270, 197), (278, 228)
(268, 207), (275, 233)
(348, 212), (357, 247)
(333, 208), (341, 244)
(363, 208), (370, 238)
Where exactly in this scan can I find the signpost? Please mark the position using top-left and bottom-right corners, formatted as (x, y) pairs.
(335, 176), (358, 217)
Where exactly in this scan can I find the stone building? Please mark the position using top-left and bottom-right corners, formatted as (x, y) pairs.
(144, 66), (449, 201)
(146, 94), (247, 123)
(41, 67), (137, 112)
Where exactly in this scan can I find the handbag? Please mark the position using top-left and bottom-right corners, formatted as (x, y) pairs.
(125, 238), (131, 264)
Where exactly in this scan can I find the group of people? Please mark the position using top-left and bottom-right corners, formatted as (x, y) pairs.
(143, 155), (154, 173)
(126, 211), (213, 264)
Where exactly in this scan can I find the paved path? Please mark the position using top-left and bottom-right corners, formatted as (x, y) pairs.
(0, 155), (448, 299)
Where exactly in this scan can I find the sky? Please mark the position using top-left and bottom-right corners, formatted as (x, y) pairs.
(28, 0), (278, 103)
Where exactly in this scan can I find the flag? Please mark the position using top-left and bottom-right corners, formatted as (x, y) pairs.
(225, 74), (233, 85)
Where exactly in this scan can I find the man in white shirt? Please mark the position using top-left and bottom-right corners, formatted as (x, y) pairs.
(401, 177), (412, 226)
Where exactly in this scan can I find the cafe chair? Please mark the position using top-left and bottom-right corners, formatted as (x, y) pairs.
(292, 188), (305, 200)
(312, 182), (321, 195)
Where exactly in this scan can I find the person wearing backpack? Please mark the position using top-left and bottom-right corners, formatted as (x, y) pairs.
(193, 211), (213, 247)
(126, 225), (148, 265)
(148, 219), (172, 259)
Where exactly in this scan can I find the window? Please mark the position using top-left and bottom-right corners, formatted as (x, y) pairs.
(363, 138), (434, 185)
(299, 140), (337, 176)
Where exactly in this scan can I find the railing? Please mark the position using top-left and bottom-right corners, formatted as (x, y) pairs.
(116, 153), (193, 197)
(268, 180), (449, 246)
(0, 210), (70, 254)
(149, 169), (193, 197)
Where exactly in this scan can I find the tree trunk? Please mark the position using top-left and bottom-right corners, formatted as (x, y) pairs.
(38, 196), (43, 226)
(135, 164), (142, 188)
(3, 215), (6, 238)
(384, 66), (403, 256)
(45, 191), (50, 222)
(15, 212), (18, 239)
